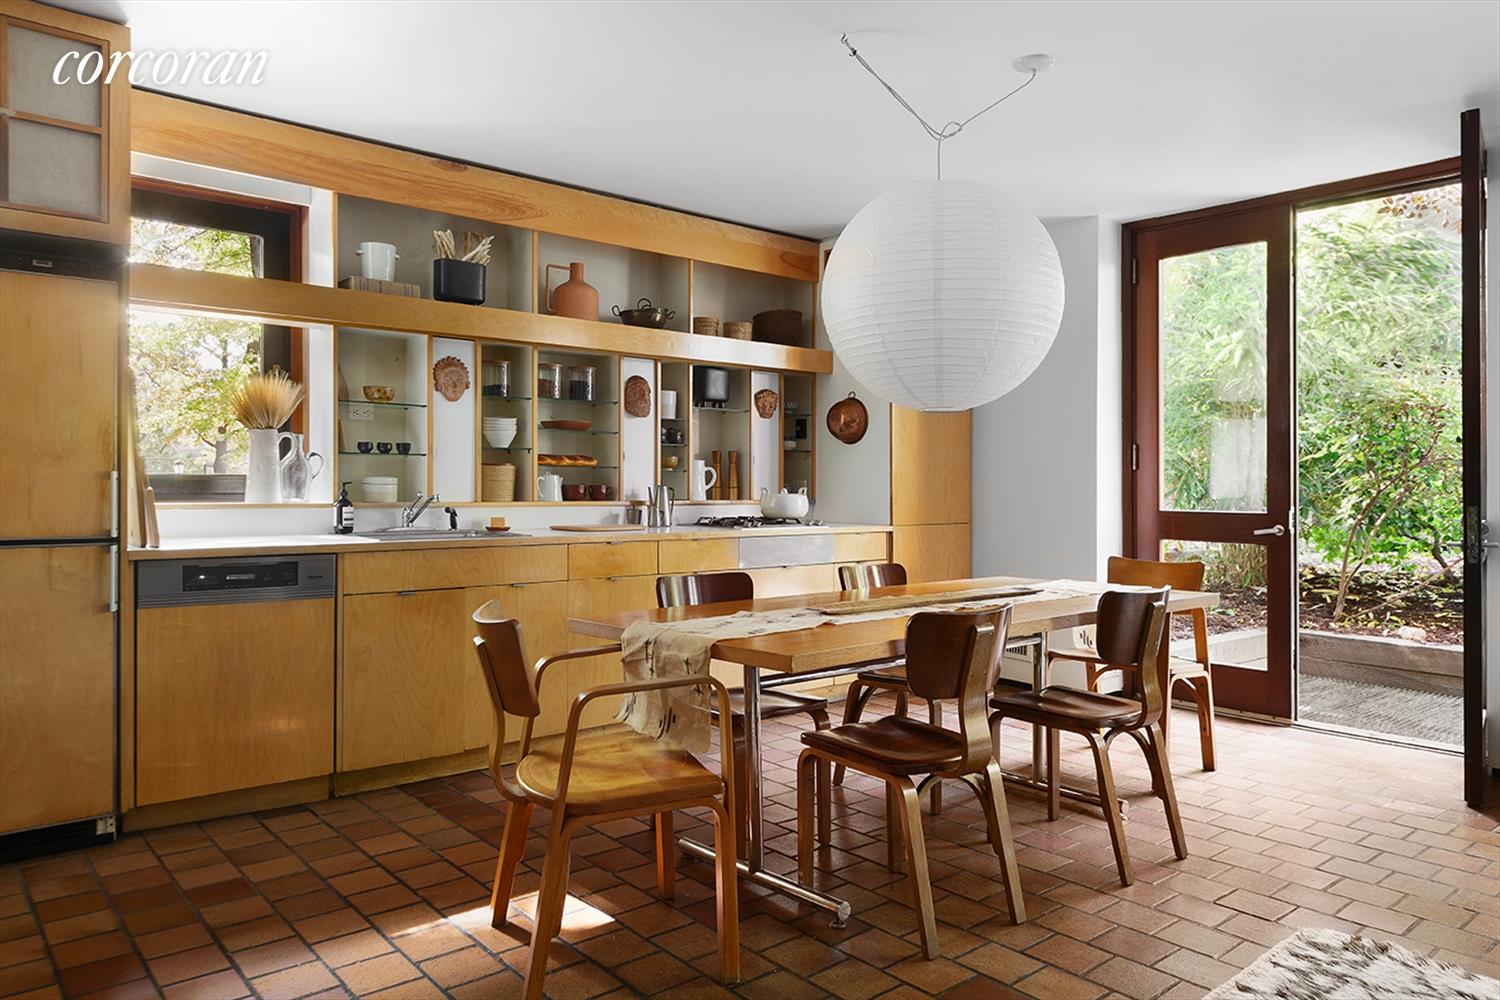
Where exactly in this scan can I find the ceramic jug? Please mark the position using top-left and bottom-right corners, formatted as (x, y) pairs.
(245, 429), (294, 503)
(279, 433), (326, 502)
(690, 459), (718, 502)
(537, 473), (564, 502)
(545, 262), (599, 320)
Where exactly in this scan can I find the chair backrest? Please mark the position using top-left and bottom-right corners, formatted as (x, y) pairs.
(1107, 555), (1208, 667)
(471, 599), (539, 779)
(905, 606), (1010, 772)
(656, 571), (754, 609)
(838, 561), (908, 591)
(1093, 588), (1170, 726)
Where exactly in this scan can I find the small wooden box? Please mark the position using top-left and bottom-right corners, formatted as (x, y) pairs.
(339, 276), (424, 298)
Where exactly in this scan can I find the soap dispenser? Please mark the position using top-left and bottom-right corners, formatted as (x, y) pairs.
(334, 482), (355, 534)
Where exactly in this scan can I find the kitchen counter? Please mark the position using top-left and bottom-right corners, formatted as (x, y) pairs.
(126, 523), (893, 561)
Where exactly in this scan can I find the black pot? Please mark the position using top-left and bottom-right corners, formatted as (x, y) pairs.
(693, 366), (730, 405)
(433, 259), (486, 305)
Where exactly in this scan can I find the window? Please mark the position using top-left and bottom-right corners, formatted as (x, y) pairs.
(128, 184), (303, 500)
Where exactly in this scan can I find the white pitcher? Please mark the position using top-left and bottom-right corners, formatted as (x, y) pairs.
(245, 429), (293, 503)
(690, 458), (717, 501)
(536, 473), (563, 502)
(355, 241), (399, 281)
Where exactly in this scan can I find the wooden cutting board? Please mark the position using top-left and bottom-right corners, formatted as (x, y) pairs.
(549, 524), (647, 532)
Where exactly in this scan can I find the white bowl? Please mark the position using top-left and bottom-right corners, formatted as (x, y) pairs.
(484, 428), (518, 449)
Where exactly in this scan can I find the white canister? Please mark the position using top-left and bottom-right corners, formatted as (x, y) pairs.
(689, 458), (718, 501)
(660, 389), (678, 420)
(360, 476), (399, 503)
(356, 241), (399, 281)
(536, 473), (564, 502)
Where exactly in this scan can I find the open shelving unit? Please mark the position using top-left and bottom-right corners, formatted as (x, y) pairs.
(334, 328), (430, 504)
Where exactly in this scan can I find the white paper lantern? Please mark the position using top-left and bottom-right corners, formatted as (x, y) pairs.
(821, 179), (1065, 412)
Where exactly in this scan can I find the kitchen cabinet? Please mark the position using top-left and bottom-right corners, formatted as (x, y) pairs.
(893, 524), (972, 585)
(341, 544), (565, 594)
(462, 580), (568, 749)
(566, 540), (656, 580)
(658, 537), (739, 574)
(0, 268), (117, 540)
(136, 598), (334, 804)
(0, 1), (130, 243)
(340, 588), (467, 771)
(565, 574), (658, 730)
(745, 563), (839, 599)
(0, 545), (114, 833)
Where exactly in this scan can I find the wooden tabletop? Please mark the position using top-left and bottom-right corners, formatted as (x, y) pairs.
(568, 576), (1220, 674)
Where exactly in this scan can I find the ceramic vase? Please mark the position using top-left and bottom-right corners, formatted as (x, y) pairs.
(278, 433), (325, 502)
(246, 429), (293, 503)
(546, 261), (599, 320)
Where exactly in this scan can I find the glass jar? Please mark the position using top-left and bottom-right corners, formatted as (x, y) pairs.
(538, 362), (564, 400)
(482, 359), (511, 398)
(568, 365), (596, 401)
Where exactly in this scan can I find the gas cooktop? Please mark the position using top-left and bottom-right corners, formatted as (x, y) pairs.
(693, 516), (824, 529)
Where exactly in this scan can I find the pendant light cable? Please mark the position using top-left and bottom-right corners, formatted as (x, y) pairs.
(840, 33), (1039, 179)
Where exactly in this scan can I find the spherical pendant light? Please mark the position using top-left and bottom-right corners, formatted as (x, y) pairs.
(821, 179), (1065, 412)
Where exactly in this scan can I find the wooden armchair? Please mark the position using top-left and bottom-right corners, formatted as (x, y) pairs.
(657, 571), (831, 856)
(796, 607), (1026, 959)
(472, 600), (739, 999)
(989, 589), (1188, 886)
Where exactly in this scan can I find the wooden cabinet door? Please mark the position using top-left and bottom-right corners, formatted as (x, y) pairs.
(563, 576), (657, 734)
(340, 589), (466, 771)
(0, 2), (131, 243)
(136, 598), (334, 805)
(461, 581), (568, 751)
(893, 524), (972, 585)
(0, 270), (118, 540)
(0, 545), (114, 832)
(891, 407), (971, 526)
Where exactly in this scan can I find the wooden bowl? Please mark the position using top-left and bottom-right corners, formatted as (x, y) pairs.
(362, 385), (397, 403)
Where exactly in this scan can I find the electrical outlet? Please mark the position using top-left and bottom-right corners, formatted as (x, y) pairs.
(345, 404), (374, 421)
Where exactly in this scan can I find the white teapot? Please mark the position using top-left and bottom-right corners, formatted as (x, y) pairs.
(759, 486), (809, 521)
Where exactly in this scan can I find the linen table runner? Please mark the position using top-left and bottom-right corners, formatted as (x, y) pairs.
(618, 580), (1110, 749)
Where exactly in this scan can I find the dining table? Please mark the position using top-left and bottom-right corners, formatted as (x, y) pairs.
(568, 574), (1219, 925)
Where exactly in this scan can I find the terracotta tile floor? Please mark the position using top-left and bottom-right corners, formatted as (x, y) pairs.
(2, 698), (1497, 999)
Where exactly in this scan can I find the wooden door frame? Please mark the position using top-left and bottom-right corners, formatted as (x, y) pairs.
(1459, 109), (1487, 807)
(1122, 157), (1463, 721)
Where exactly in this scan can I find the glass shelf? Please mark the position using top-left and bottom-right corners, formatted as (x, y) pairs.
(785, 448), (812, 454)
(340, 450), (426, 457)
(537, 397), (619, 407)
(695, 405), (749, 413)
(539, 427), (619, 436)
(662, 415), (686, 421)
(540, 464), (619, 471)
(482, 393), (531, 402)
(660, 443), (686, 448)
(484, 446), (532, 452)
(340, 399), (426, 411)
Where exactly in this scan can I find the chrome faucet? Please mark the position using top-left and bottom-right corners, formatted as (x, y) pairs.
(400, 492), (439, 527)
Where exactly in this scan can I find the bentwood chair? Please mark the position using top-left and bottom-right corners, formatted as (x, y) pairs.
(656, 572), (831, 855)
(472, 600), (739, 999)
(797, 607), (1027, 958)
(990, 589), (1188, 886)
(1048, 556), (1217, 770)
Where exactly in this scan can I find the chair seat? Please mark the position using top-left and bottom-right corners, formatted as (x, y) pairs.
(713, 688), (828, 722)
(801, 715), (963, 776)
(991, 687), (1143, 729)
(854, 664), (910, 688)
(508, 724), (722, 813)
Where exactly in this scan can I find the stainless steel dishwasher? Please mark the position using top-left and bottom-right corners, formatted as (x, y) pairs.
(134, 555), (336, 806)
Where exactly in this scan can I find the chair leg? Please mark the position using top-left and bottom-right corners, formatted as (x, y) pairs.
(809, 708), (832, 846)
(885, 783), (903, 873)
(892, 777), (940, 959)
(895, 689), (910, 717)
(1045, 727), (1061, 821)
(522, 815), (575, 1000)
(1141, 722), (1189, 859)
(489, 799), (534, 929)
(796, 750), (820, 884)
(1085, 731), (1132, 886)
(707, 798), (740, 984)
(1188, 673), (1217, 771)
(927, 700), (944, 815)
(977, 760), (1026, 924)
(654, 811), (675, 900)
(833, 682), (875, 787)
(730, 718), (750, 859)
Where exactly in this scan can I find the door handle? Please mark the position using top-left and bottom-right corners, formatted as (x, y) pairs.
(1252, 524), (1286, 537)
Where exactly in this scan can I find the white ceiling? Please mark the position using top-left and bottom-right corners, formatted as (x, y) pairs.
(66, 0), (1500, 238)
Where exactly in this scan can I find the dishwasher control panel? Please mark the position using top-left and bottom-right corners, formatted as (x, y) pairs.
(138, 554), (336, 607)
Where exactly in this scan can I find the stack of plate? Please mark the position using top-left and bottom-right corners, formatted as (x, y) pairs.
(481, 463), (516, 502)
(361, 475), (399, 503)
(483, 416), (518, 449)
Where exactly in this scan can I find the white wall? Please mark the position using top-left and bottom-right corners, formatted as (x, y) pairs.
(972, 217), (1120, 578)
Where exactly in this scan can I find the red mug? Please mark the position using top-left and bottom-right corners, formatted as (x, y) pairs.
(588, 484), (615, 501)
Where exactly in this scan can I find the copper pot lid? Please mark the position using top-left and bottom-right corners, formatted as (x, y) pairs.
(826, 391), (869, 445)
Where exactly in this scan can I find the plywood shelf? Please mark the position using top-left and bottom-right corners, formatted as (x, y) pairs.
(129, 264), (833, 375)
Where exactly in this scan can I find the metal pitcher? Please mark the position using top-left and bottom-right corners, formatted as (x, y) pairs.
(648, 484), (675, 527)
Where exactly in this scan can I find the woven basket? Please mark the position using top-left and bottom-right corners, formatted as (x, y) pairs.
(692, 315), (720, 337)
(481, 463), (516, 502)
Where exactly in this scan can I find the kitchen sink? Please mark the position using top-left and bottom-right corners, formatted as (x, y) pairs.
(351, 528), (523, 540)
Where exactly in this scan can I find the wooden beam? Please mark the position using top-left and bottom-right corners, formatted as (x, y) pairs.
(131, 90), (820, 281)
(128, 263), (833, 374)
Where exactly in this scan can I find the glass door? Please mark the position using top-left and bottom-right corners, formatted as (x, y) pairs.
(1130, 207), (1295, 719)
